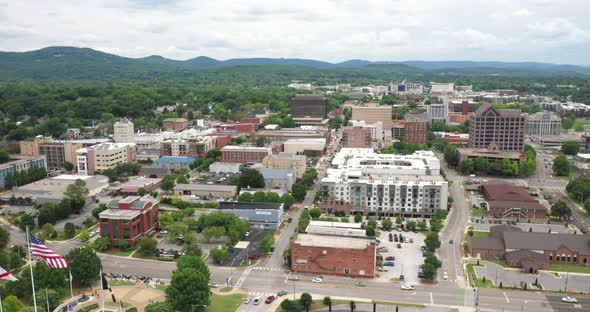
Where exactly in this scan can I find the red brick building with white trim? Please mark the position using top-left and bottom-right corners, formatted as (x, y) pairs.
(99, 196), (159, 247)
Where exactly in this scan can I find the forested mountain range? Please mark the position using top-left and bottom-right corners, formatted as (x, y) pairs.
(1, 46), (589, 83)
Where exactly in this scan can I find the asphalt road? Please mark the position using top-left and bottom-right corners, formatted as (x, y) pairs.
(554, 191), (590, 234)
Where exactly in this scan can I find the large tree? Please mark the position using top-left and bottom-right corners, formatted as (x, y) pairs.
(552, 155), (572, 176)
(561, 141), (580, 156)
(65, 247), (102, 286)
(166, 268), (210, 312)
(176, 256), (210, 279)
(551, 200), (572, 220)
(238, 168), (265, 189)
(424, 233), (441, 252)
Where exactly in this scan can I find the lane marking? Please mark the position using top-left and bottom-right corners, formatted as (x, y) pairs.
(430, 292), (434, 304)
(503, 291), (510, 303)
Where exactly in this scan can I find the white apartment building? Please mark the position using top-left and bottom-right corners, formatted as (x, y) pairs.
(113, 118), (135, 143)
(430, 82), (455, 94)
(388, 81), (424, 95)
(320, 148), (448, 217)
(349, 120), (383, 141)
(426, 103), (449, 125)
(526, 112), (561, 142)
(77, 143), (135, 175)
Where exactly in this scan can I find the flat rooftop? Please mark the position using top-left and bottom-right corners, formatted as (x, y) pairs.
(308, 220), (362, 229)
(174, 183), (237, 192)
(218, 201), (282, 210)
(294, 233), (374, 249)
(99, 208), (141, 220)
(457, 148), (524, 159)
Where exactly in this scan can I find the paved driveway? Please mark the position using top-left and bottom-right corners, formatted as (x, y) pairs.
(474, 261), (590, 293)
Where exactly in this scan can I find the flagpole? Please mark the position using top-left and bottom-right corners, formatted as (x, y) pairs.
(1, 293), (4, 312)
(26, 227), (38, 312)
(45, 288), (49, 312)
(100, 270), (105, 312)
(69, 270), (74, 299)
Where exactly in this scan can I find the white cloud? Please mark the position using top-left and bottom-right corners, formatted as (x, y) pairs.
(527, 18), (586, 44)
(0, 0), (588, 64)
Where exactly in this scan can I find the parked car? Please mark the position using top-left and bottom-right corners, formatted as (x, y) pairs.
(400, 284), (415, 290)
(159, 230), (168, 234)
(385, 256), (395, 261)
(397, 243), (401, 249)
(383, 261), (395, 266)
(312, 277), (323, 283)
(356, 281), (366, 287)
(277, 291), (288, 297)
(288, 275), (299, 281)
(243, 297), (251, 304)
(378, 267), (388, 272)
(253, 296), (262, 305)
(449, 240), (454, 244)
(248, 254), (259, 260)
(443, 272), (448, 280)
(245, 232), (250, 237)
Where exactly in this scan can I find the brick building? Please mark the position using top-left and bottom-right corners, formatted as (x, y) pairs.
(468, 224), (590, 273)
(291, 233), (376, 278)
(403, 112), (428, 145)
(469, 104), (527, 151)
(481, 184), (547, 221)
(98, 197), (159, 247)
(163, 118), (189, 132)
(216, 123), (257, 135)
(210, 134), (232, 148)
(160, 137), (216, 158)
(341, 127), (371, 148)
(220, 146), (273, 163)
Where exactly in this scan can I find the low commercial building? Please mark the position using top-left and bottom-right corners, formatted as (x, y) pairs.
(216, 123), (257, 135)
(434, 132), (469, 145)
(220, 145), (274, 163)
(468, 224), (590, 273)
(262, 153), (307, 179)
(534, 133), (582, 149)
(163, 118), (189, 132)
(481, 184), (547, 221)
(292, 117), (329, 128)
(260, 169), (295, 191)
(138, 167), (171, 178)
(341, 127), (372, 148)
(291, 233), (376, 278)
(99, 196), (159, 247)
(283, 138), (326, 156)
(111, 177), (162, 195)
(573, 154), (590, 171)
(0, 174), (108, 204)
(154, 156), (195, 170)
(0, 155), (47, 187)
(456, 148), (526, 166)
(173, 184), (238, 199)
(76, 143), (136, 175)
(218, 202), (284, 229)
(208, 162), (244, 174)
(256, 127), (331, 142)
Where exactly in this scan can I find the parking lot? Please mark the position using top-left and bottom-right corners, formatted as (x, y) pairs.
(221, 227), (273, 267)
(375, 226), (426, 285)
(193, 171), (240, 186)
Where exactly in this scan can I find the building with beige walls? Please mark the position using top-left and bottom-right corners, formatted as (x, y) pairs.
(351, 103), (393, 130)
(77, 143), (136, 175)
(262, 152), (307, 179)
(114, 118), (135, 143)
(19, 136), (53, 156)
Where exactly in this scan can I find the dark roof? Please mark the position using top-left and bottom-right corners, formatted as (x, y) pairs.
(482, 184), (536, 202)
(293, 95), (326, 101)
(503, 232), (590, 256)
(139, 167), (171, 175)
(505, 249), (547, 262)
(470, 237), (505, 250)
(218, 202), (283, 210)
(474, 103), (524, 118)
(490, 224), (523, 239)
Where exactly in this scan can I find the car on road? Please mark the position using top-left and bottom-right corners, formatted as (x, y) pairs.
(265, 295), (276, 304)
(377, 248), (388, 253)
(443, 272), (448, 280)
(159, 230), (168, 234)
(288, 275), (299, 281)
(385, 256), (395, 261)
(378, 267), (388, 272)
(383, 261), (395, 266)
(253, 296), (262, 305)
(449, 240), (454, 244)
(356, 281), (366, 287)
(561, 297), (578, 303)
(277, 291), (288, 297)
(248, 254), (259, 260)
(400, 284), (415, 290)
(397, 243), (401, 248)
(244, 297), (251, 304)
(311, 277), (323, 283)
(245, 232), (250, 237)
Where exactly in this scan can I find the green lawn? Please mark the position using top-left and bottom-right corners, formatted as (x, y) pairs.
(109, 280), (136, 287)
(482, 259), (509, 268)
(105, 248), (137, 257)
(206, 294), (244, 312)
(466, 264), (495, 288)
(472, 231), (490, 238)
(549, 264), (590, 274)
(471, 208), (488, 218)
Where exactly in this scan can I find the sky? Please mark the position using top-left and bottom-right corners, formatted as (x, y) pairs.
(0, 0), (588, 64)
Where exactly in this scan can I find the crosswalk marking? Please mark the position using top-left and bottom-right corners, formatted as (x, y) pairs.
(250, 266), (283, 272)
(464, 288), (475, 307)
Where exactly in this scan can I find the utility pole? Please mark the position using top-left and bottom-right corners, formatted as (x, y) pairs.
(565, 272), (569, 292)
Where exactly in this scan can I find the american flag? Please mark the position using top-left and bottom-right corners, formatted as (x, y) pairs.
(29, 233), (69, 269)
